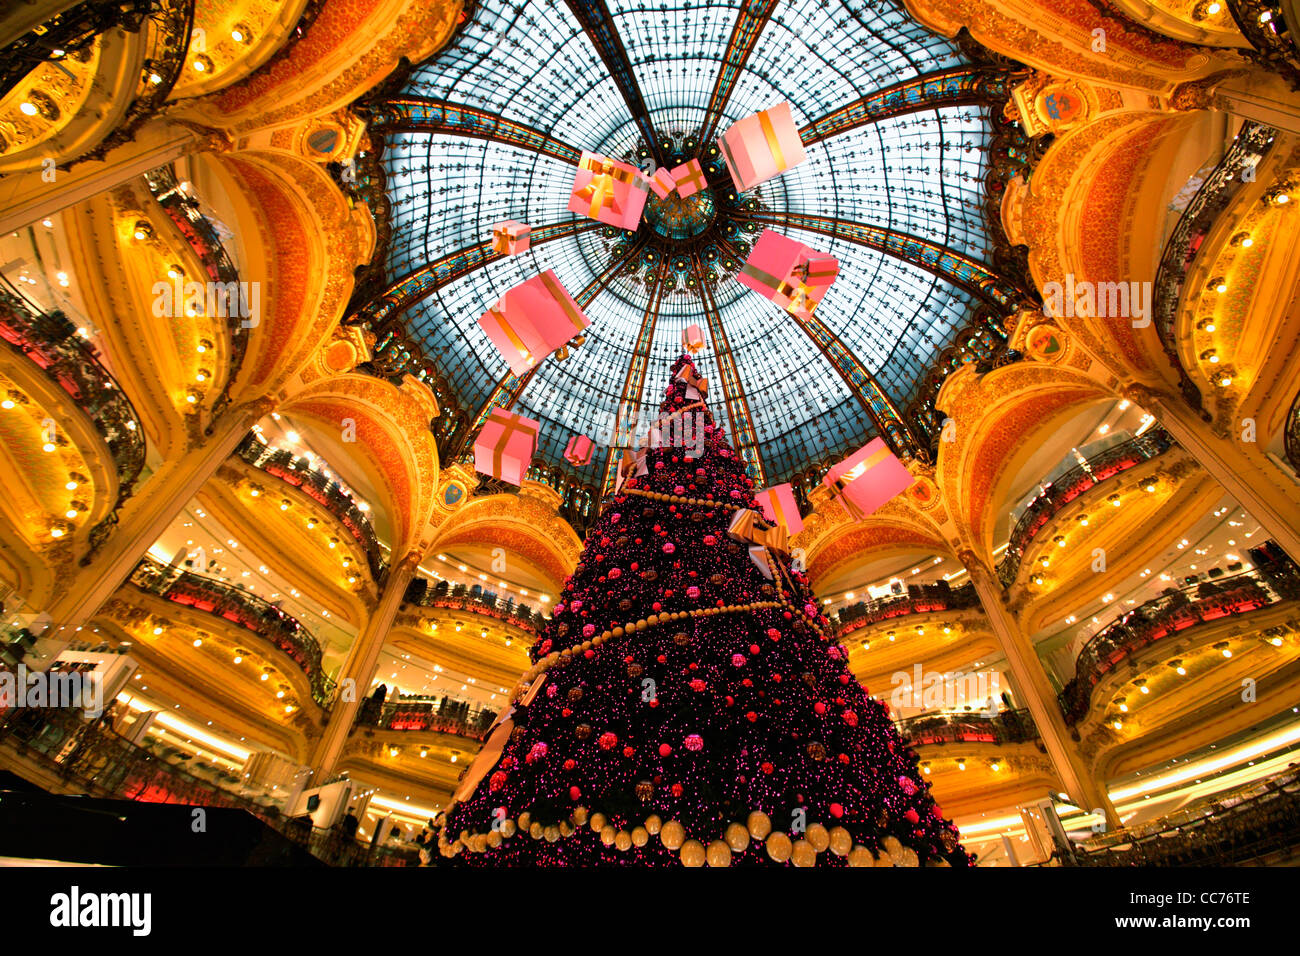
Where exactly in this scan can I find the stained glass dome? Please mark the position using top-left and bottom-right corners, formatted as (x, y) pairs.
(373, 0), (1016, 487)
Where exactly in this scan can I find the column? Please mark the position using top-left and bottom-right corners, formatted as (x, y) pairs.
(1127, 384), (1300, 563)
(46, 401), (270, 631)
(0, 121), (200, 234)
(960, 550), (1120, 828)
(309, 550), (423, 778)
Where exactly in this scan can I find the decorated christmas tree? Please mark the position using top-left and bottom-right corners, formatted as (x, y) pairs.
(438, 354), (971, 867)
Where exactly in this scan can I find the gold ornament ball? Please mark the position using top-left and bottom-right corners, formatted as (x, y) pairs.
(847, 846), (875, 868)
(600, 825), (617, 846)
(486, 830), (502, 849)
(791, 839), (817, 867)
(896, 846), (920, 867)
(661, 820), (686, 850)
(805, 823), (830, 853)
(573, 806), (588, 826)
(632, 826), (650, 847)
(615, 830), (633, 852)
(501, 819), (517, 838)
(724, 822), (750, 853)
(544, 825), (560, 843)
(529, 822), (544, 840)
(828, 826), (852, 856)
(644, 814), (663, 835)
(747, 810), (772, 840)
(680, 839), (706, 867)
(706, 840), (732, 867)
(765, 831), (792, 863)
(590, 812), (607, 832)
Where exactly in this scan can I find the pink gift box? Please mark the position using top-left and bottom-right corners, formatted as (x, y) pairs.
(491, 220), (530, 255)
(646, 167), (676, 200)
(755, 483), (804, 536)
(478, 270), (591, 376)
(474, 409), (540, 486)
(670, 159), (706, 198)
(736, 228), (839, 319)
(822, 438), (913, 521)
(567, 151), (649, 230)
(681, 324), (704, 353)
(564, 434), (594, 466)
(717, 102), (807, 192)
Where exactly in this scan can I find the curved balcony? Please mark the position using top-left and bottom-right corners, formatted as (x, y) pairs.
(895, 708), (1039, 747)
(402, 578), (547, 636)
(831, 582), (978, 640)
(0, 284), (146, 537)
(366, 696), (496, 742)
(997, 428), (1176, 588)
(1153, 121), (1278, 410)
(76, 0), (195, 166)
(1069, 767), (1300, 867)
(143, 163), (247, 423)
(1225, 0), (1300, 90)
(235, 433), (387, 583)
(1058, 542), (1300, 724)
(129, 556), (336, 708)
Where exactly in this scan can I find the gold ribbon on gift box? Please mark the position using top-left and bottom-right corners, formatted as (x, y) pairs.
(573, 155), (647, 219)
(727, 508), (769, 546)
(485, 307), (532, 367)
(758, 110), (788, 172)
(492, 231), (512, 254)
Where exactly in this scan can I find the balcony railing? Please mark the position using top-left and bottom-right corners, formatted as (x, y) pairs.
(895, 708), (1039, 747)
(1067, 766), (1300, 866)
(1225, 0), (1300, 91)
(1057, 542), (1300, 724)
(129, 556), (336, 708)
(75, 0), (196, 166)
(0, 706), (414, 866)
(831, 582), (978, 639)
(997, 428), (1176, 588)
(1153, 121), (1278, 411)
(235, 433), (387, 583)
(369, 697), (496, 741)
(0, 284), (146, 539)
(403, 578), (547, 635)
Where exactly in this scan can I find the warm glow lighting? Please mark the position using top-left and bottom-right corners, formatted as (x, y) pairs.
(19, 102), (37, 116)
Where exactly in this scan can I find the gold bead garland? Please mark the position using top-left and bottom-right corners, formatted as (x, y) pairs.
(435, 801), (919, 868)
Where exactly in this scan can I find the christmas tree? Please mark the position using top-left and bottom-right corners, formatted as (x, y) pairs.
(438, 354), (971, 866)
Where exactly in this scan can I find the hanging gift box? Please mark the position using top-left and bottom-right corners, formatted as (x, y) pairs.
(823, 437), (914, 521)
(755, 482), (804, 536)
(670, 159), (707, 198)
(567, 150), (649, 230)
(717, 101), (807, 192)
(645, 167), (677, 200)
(736, 229), (839, 320)
(564, 434), (594, 466)
(680, 324), (705, 353)
(474, 408), (540, 486)
(478, 270), (591, 375)
(491, 219), (531, 255)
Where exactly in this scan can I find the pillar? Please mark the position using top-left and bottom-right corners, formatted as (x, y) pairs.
(1126, 384), (1300, 563)
(0, 121), (200, 234)
(960, 550), (1121, 828)
(46, 401), (270, 631)
(309, 550), (422, 778)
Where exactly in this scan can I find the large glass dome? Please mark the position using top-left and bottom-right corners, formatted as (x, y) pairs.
(377, 0), (1002, 485)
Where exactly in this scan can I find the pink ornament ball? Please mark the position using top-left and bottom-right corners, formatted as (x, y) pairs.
(663, 542), (676, 554)
(730, 653), (746, 667)
(766, 627), (781, 641)
(684, 734), (704, 752)
(599, 732), (619, 750)
(526, 742), (548, 764)
(674, 485), (686, 495)
(703, 535), (717, 546)
(489, 771), (507, 791)
(686, 585), (700, 598)
(583, 623), (596, 637)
